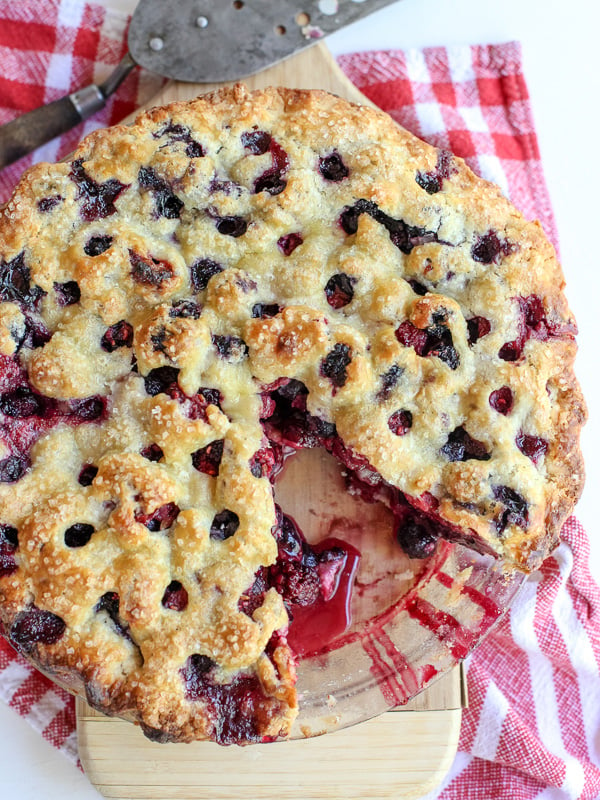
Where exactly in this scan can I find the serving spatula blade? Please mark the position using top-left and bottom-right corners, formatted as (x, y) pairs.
(129, 0), (401, 82)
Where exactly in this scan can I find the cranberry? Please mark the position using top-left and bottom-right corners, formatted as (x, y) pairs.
(95, 592), (131, 640)
(0, 386), (43, 417)
(78, 464), (98, 485)
(498, 295), (564, 362)
(0, 524), (18, 577)
(191, 439), (224, 476)
(388, 409), (413, 436)
(169, 300), (201, 319)
(277, 233), (303, 255)
(318, 151), (349, 182)
(37, 195), (62, 213)
(324, 273), (356, 309)
(493, 485), (528, 531)
(64, 522), (95, 548)
(140, 444), (163, 462)
(135, 502), (180, 532)
(0, 455), (29, 483)
(396, 320), (459, 370)
(498, 340), (521, 362)
(138, 166), (184, 219)
(238, 569), (269, 617)
(84, 235), (113, 257)
(441, 426), (490, 462)
(161, 580), (189, 611)
(0, 252), (46, 310)
(212, 335), (248, 361)
(54, 280), (80, 306)
(241, 130), (272, 155)
(251, 303), (280, 318)
(249, 446), (277, 479)
(516, 432), (548, 465)
(242, 132), (289, 195)
(467, 316), (491, 345)
(377, 364), (405, 401)
(210, 510), (239, 541)
(190, 258), (224, 292)
(395, 516), (439, 559)
(320, 343), (351, 391)
(144, 366), (180, 396)
(129, 250), (175, 288)
(101, 320), (133, 352)
(184, 653), (276, 750)
(70, 159), (127, 221)
(10, 606), (66, 650)
(416, 149), (455, 194)
(489, 386), (513, 415)
(471, 230), (515, 264)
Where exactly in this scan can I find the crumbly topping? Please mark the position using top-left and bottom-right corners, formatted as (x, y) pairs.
(0, 85), (585, 744)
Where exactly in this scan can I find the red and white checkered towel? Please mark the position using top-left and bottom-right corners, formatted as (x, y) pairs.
(0, 3), (598, 798)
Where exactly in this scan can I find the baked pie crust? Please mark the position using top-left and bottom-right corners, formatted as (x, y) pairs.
(0, 85), (585, 744)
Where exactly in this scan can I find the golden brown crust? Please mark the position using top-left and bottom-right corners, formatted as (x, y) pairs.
(0, 84), (585, 742)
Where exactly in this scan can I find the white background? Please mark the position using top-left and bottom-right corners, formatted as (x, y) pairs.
(1, 0), (598, 797)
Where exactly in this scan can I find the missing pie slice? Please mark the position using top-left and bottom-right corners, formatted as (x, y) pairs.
(0, 85), (585, 744)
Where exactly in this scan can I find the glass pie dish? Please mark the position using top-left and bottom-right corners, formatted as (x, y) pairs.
(274, 447), (527, 739)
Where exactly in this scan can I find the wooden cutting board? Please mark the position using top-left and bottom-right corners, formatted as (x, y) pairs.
(77, 43), (467, 800)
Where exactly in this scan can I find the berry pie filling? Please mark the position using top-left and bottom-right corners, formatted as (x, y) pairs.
(0, 87), (584, 746)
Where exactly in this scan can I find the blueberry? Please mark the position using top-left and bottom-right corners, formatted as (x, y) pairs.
(318, 151), (349, 182)
(64, 523), (95, 548)
(144, 366), (180, 396)
(0, 455), (29, 483)
(320, 343), (352, 390)
(84, 235), (113, 257)
(441, 426), (490, 462)
(70, 159), (127, 221)
(0, 387), (43, 418)
(138, 166), (184, 219)
(191, 439), (224, 476)
(210, 510), (240, 541)
(395, 516), (439, 559)
(324, 273), (356, 309)
(190, 258), (224, 292)
(54, 281), (80, 306)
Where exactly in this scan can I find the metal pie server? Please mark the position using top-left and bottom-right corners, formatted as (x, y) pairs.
(0, 0), (400, 170)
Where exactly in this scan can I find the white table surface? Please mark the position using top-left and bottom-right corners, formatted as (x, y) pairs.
(1, 0), (599, 797)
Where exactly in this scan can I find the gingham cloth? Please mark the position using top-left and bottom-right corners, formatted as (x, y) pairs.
(0, 3), (598, 798)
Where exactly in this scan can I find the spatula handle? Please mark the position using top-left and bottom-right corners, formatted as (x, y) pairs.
(0, 54), (137, 171)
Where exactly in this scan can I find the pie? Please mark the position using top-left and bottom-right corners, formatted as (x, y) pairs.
(0, 85), (585, 744)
